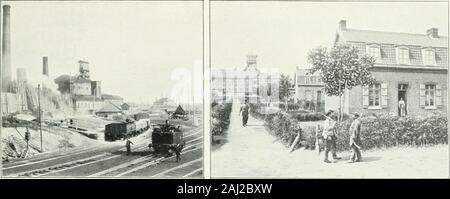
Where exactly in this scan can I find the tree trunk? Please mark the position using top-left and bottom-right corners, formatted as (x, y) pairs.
(338, 83), (341, 122)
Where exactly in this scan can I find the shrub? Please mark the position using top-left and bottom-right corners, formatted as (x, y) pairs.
(258, 109), (448, 151)
(211, 102), (232, 138)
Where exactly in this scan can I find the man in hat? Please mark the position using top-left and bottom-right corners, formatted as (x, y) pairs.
(322, 110), (341, 163)
(239, 99), (250, 127)
(348, 112), (362, 163)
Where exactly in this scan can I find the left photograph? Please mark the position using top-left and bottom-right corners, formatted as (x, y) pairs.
(0, 1), (203, 178)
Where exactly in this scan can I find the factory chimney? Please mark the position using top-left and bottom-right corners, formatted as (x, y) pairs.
(43, 56), (49, 76)
(2, 5), (12, 92)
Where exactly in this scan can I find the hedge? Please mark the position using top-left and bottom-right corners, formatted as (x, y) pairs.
(251, 108), (448, 151)
(250, 103), (327, 122)
(211, 102), (232, 139)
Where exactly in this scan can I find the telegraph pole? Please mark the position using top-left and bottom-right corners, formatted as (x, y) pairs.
(38, 84), (43, 152)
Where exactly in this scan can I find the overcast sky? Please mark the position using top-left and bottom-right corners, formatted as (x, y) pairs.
(211, 1), (448, 76)
(2, 1), (203, 104)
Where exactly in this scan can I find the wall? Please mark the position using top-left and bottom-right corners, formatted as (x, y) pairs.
(347, 68), (447, 116)
(71, 82), (91, 96)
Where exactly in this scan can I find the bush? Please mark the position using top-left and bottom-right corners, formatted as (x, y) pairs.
(259, 109), (448, 151)
(211, 102), (232, 138)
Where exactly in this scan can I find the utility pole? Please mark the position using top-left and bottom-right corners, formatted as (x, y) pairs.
(38, 84), (43, 152)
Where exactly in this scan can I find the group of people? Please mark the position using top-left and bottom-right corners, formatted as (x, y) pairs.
(238, 99), (363, 164)
(322, 110), (362, 163)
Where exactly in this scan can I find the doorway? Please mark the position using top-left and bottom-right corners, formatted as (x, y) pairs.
(398, 84), (408, 116)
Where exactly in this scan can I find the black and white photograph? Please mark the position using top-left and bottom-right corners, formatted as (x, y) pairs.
(210, 1), (449, 178)
(0, 1), (204, 178)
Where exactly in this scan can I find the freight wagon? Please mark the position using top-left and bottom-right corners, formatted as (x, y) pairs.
(133, 113), (150, 121)
(104, 119), (150, 141)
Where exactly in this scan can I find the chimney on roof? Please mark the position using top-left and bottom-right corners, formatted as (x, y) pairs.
(43, 56), (49, 76)
(426, 28), (439, 38)
(339, 20), (347, 31)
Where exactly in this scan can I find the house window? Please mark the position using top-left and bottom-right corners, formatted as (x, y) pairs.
(423, 49), (436, 66)
(368, 83), (381, 107)
(425, 84), (436, 107)
(397, 47), (410, 64)
(305, 77), (311, 84)
(305, 90), (312, 101)
(367, 45), (381, 62)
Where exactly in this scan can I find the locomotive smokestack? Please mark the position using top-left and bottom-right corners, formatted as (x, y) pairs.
(2, 5), (12, 92)
(43, 56), (48, 76)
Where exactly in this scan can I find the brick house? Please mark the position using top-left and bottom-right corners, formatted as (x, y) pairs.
(293, 67), (325, 111)
(328, 20), (448, 116)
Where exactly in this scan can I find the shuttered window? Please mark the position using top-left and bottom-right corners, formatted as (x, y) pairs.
(420, 84), (442, 109)
(368, 84), (381, 107)
(424, 84), (436, 108)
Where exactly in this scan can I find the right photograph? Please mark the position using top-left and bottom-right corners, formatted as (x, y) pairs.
(210, 1), (449, 178)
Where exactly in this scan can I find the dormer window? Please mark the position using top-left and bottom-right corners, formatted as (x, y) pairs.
(366, 44), (381, 63)
(396, 46), (410, 65)
(422, 48), (436, 66)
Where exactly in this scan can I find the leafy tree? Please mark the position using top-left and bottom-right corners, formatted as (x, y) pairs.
(307, 43), (376, 119)
(279, 74), (293, 101)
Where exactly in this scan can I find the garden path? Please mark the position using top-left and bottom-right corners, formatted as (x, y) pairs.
(211, 100), (448, 178)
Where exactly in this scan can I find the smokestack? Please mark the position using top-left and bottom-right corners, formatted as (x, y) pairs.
(2, 5), (12, 91)
(339, 20), (347, 31)
(43, 56), (48, 76)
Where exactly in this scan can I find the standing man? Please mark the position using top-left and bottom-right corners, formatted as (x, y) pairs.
(322, 110), (341, 163)
(348, 112), (362, 163)
(398, 98), (406, 117)
(239, 99), (250, 127)
(125, 138), (134, 156)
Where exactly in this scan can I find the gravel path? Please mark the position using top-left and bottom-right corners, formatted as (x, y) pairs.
(211, 101), (449, 178)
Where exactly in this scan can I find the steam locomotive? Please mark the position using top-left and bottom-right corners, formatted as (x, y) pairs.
(148, 121), (185, 159)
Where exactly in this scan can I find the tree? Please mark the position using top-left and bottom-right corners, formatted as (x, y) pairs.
(279, 74), (293, 101)
(307, 43), (376, 121)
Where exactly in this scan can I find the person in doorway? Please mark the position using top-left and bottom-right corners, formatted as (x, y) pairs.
(398, 98), (406, 117)
(348, 112), (362, 163)
(125, 138), (134, 156)
(322, 110), (341, 163)
(239, 99), (250, 127)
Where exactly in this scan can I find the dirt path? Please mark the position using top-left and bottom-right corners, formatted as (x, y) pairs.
(211, 101), (449, 178)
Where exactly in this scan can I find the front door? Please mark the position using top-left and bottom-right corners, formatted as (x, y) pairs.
(398, 84), (408, 116)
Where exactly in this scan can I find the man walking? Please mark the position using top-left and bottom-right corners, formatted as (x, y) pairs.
(125, 138), (134, 156)
(348, 112), (362, 163)
(322, 110), (341, 163)
(239, 99), (250, 127)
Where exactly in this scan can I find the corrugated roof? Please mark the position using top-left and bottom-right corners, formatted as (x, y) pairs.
(73, 95), (102, 102)
(338, 29), (448, 48)
(97, 101), (122, 113)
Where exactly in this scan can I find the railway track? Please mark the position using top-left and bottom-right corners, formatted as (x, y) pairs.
(3, 127), (202, 177)
(111, 143), (202, 177)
